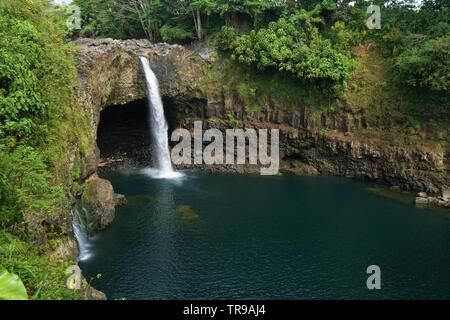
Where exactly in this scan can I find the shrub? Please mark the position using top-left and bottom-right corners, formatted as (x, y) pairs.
(0, 145), (67, 229)
(0, 232), (83, 300)
(395, 34), (450, 92)
(160, 24), (192, 44)
(216, 26), (238, 50)
(0, 0), (88, 231)
(232, 12), (351, 83)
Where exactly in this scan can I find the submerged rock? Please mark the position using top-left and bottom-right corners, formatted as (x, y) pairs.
(114, 193), (127, 206)
(367, 187), (414, 205)
(177, 205), (199, 221)
(415, 197), (429, 206)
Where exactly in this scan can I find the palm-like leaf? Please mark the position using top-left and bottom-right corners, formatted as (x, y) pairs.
(0, 267), (28, 300)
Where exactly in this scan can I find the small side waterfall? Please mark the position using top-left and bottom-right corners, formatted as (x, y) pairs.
(139, 56), (181, 179)
(72, 206), (91, 261)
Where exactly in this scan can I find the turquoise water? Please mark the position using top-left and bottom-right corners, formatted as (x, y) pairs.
(79, 170), (450, 300)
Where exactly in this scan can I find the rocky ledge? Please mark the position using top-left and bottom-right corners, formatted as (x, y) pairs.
(415, 190), (450, 208)
(75, 38), (207, 110)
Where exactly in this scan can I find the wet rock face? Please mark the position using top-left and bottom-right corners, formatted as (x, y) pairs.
(80, 144), (100, 181)
(295, 131), (448, 194)
(75, 38), (208, 176)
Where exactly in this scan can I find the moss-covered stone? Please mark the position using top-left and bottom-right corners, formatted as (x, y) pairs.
(81, 176), (116, 233)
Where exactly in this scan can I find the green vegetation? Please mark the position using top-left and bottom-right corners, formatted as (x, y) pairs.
(0, 232), (83, 300)
(395, 34), (450, 92)
(0, 266), (28, 300)
(0, 146), (66, 229)
(232, 3), (351, 83)
(199, 54), (342, 119)
(75, 0), (449, 128)
(160, 24), (193, 43)
(0, 0), (89, 299)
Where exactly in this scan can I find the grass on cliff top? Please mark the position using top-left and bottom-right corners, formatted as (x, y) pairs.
(200, 54), (339, 113)
(0, 232), (84, 300)
(202, 49), (450, 136)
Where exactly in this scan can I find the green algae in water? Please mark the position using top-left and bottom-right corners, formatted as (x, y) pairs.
(366, 186), (415, 205)
(125, 195), (170, 207)
(177, 205), (199, 221)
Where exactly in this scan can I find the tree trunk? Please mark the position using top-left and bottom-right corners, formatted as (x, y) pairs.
(196, 9), (202, 40)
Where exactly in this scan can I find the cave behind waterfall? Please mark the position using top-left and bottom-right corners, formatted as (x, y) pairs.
(97, 99), (152, 166)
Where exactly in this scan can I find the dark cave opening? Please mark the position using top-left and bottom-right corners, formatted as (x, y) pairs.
(97, 97), (206, 167)
(97, 99), (152, 166)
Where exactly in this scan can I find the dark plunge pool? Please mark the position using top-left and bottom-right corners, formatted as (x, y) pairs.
(79, 170), (450, 299)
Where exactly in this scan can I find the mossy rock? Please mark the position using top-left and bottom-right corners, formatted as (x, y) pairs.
(81, 177), (116, 232)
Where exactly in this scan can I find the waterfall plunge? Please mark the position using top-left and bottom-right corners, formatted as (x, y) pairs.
(139, 56), (182, 179)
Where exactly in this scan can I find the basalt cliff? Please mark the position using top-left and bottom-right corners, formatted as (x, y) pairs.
(74, 38), (450, 208)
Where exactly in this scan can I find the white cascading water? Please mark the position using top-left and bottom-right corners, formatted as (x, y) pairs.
(72, 206), (91, 261)
(139, 56), (182, 179)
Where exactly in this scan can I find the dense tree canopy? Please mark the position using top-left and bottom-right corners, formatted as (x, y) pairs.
(74, 0), (450, 92)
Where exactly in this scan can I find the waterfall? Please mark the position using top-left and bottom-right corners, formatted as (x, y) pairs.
(139, 56), (182, 179)
(72, 206), (91, 261)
